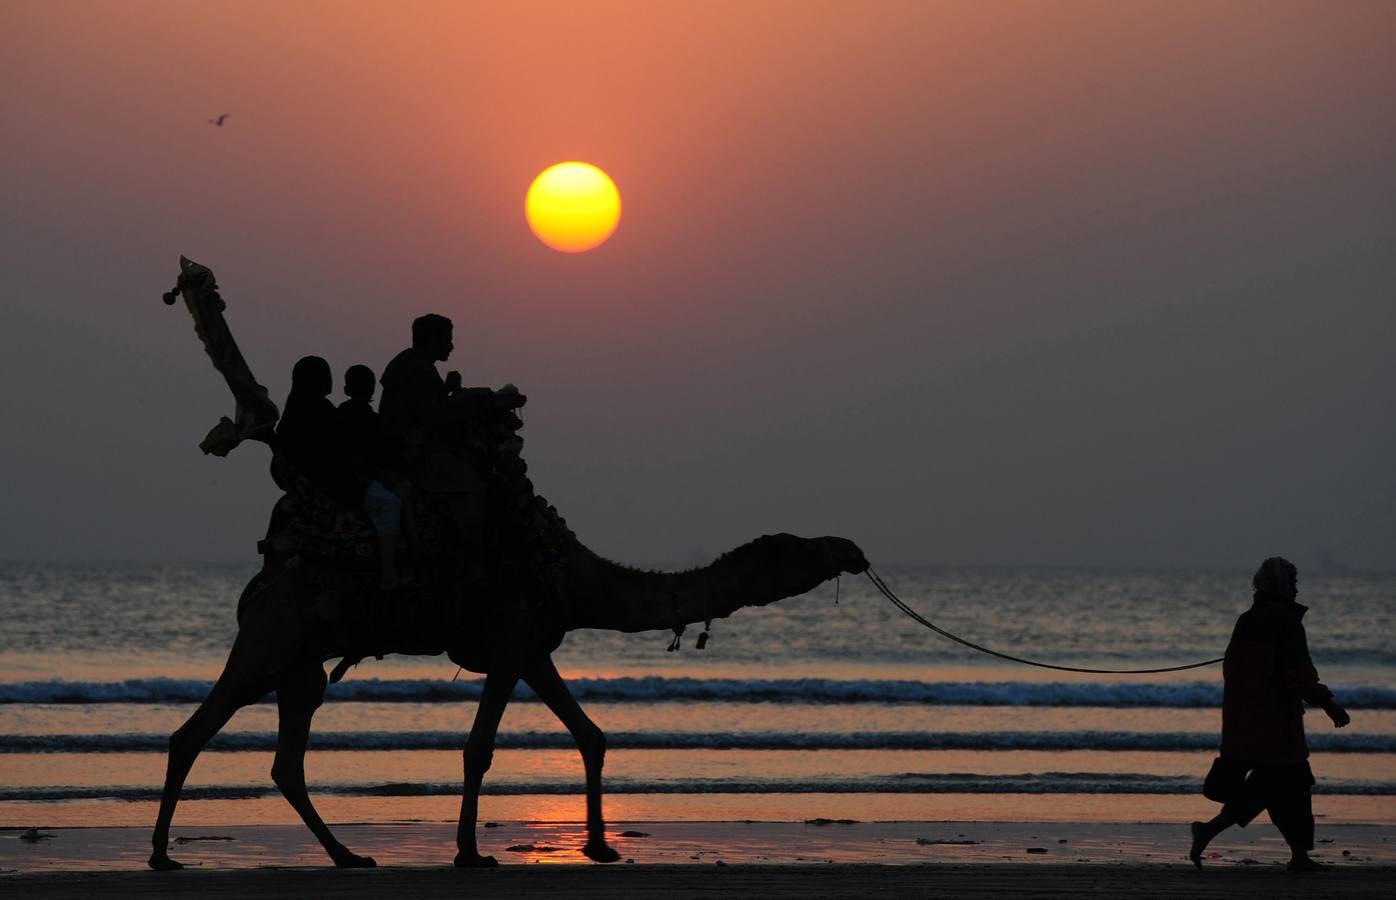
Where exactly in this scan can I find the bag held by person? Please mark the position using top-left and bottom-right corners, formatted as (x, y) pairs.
(1203, 757), (1248, 803)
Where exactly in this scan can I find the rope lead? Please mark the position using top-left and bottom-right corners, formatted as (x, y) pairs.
(866, 567), (1224, 675)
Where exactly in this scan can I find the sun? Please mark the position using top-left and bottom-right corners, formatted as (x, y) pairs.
(525, 162), (621, 253)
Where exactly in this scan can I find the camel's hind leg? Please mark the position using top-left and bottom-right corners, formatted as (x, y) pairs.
(454, 670), (518, 868)
(149, 669), (265, 870)
(272, 662), (376, 867)
(524, 658), (620, 863)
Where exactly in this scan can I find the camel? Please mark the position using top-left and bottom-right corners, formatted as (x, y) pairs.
(149, 259), (870, 871)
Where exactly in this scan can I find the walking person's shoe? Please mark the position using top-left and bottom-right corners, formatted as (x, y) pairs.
(1287, 855), (1327, 872)
(1189, 822), (1209, 870)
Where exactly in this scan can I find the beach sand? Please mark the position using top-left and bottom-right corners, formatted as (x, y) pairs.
(4, 821), (1394, 897)
(6, 862), (1396, 899)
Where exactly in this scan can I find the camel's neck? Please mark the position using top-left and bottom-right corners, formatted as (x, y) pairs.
(562, 533), (860, 634)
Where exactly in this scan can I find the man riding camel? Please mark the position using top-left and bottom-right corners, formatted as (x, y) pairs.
(379, 313), (488, 570)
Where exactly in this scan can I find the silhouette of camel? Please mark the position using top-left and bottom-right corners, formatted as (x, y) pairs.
(151, 259), (869, 871)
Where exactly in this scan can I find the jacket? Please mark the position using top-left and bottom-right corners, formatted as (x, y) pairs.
(1220, 599), (1333, 764)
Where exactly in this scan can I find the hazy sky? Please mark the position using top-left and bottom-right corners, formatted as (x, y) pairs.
(3, 1), (1393, 569)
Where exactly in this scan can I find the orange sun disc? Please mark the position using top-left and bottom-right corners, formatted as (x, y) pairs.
(525, 162), (621, 253)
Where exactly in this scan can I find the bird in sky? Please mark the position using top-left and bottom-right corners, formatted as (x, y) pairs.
(208, 114), (229, 126)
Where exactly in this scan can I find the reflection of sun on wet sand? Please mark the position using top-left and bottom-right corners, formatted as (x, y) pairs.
(5, 825), (1396, 898)
(5, 821), (1395, 891)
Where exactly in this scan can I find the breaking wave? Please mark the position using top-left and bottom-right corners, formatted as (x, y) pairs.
(4, 677), (1395, 708)
(4, 729), (1394, 754)
(4, 774), (1393, 803)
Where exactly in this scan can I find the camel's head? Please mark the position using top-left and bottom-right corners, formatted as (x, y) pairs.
(814, 535), (871, 577)
(736, 533), (869, 582)
(710, 534), (870, 612)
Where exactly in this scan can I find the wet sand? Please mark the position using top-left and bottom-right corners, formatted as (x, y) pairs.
(3, 820), (1394, 898)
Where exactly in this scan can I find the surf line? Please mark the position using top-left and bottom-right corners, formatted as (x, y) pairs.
(865, 567), (1224, 675)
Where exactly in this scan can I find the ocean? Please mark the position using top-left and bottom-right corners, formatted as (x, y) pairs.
(2, 562), (1393, 829)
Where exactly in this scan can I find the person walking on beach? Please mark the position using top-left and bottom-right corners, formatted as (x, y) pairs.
(1190, 556), (1351, 871)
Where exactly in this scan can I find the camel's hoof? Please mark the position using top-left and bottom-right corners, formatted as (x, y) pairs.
(582, 841), (621, 864)
(454, 851), (499, 868)
(331, 850), (377, 868)
(148, 852), (184, 871)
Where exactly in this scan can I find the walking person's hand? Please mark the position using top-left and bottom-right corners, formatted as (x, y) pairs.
(1324, 702), (1350, 728)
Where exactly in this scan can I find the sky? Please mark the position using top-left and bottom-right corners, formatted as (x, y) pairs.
(2, 0), (1393, 569)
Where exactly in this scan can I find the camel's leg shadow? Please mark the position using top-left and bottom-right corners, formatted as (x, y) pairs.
(455, 670), (518, 868)
(525, 658), (620, 863)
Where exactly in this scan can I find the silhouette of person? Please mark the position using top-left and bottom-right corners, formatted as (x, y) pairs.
(379, 314), (456, 462)
(379, 314), (487, 568)
(1190, 557), (1351, 871)
(340, 364), (386, 463)
(274, 356), (361, 509)
(339, 364), (402, 590)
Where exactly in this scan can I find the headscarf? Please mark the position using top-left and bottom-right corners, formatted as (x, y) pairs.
(1252, 556), (1298, 602)
(289, 355), (332, 399)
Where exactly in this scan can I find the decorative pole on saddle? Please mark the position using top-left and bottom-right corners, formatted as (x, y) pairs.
(162, 256), (280, 456)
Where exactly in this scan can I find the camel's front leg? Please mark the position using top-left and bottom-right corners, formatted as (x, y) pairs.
(524, 658), (620, 863)
(150, 672), (260, 870)
(272, 663), (375, 867)
(455, 670), (518, 868)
